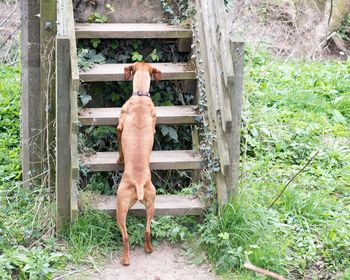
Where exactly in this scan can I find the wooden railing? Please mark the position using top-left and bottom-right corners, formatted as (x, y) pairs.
(195, 0), (244, 206)
(56, 0), (79, 232)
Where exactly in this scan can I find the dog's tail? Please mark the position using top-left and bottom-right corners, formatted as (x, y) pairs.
(135, 184), (144, 201)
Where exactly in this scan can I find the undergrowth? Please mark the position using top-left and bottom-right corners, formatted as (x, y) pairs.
(199, 50), (350, 279)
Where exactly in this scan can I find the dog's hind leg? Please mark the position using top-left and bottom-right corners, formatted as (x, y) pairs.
(142, 181), (156, 253)
(116, 181), (136, 266)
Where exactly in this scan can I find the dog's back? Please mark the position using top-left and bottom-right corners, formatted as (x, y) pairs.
(121, 96), (155, 176)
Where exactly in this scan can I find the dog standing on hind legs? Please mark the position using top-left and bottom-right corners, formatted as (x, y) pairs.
(116, 62), (161, 266)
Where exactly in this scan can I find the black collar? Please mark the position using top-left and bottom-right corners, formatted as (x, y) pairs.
(132, 90), (150, 97)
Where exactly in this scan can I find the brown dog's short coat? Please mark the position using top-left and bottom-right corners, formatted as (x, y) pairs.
(116, 62), (161, 266)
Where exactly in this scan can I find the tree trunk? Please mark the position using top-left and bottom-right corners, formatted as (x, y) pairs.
(328, 0), (350, 34)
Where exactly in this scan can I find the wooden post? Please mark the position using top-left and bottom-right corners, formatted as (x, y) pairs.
(228, 41), (244, 196)
(56, 36), (72, 232)
(21, 0), (43, 188)
(40, 0), (57, 191)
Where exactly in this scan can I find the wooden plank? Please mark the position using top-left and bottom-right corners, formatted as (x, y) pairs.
(177, 38), (192, 52)
(21, 0), (42, 188)
(79, 105), (200, 126)
(55, 36), (71, 232)
(66, 0), (80, 90)
(212, 0), (234, 87)
(79, 63), (196, 82)
(205, 0), (232, 133)
(198, 0), (231, 175)
(75, 23), (192, 39)
(227, 41), (244, 197)
(196, 0), (230, 204)
(41, 0), (57, 191)
(83, 150), (202, 172)
(91, 195), (204, 216)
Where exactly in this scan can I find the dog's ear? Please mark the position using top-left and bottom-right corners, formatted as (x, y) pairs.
(124, 65), (133, 80)
(152, 67), (161, 83)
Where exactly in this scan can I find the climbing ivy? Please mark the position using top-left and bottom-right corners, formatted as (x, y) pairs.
(159, 0), (195, 26)
(77, 38), (194, 194)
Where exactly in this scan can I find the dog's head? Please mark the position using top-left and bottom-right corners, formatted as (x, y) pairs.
(123, 62), (161, 82)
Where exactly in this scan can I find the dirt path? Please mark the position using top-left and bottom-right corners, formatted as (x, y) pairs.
(65, 244), (217, 280)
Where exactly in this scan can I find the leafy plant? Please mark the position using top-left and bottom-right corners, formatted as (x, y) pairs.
(87, 3), (115, 23)
(78, 48), (106, 71)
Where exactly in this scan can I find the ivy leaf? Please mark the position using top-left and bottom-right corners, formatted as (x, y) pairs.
(131, 51), (143, 62)
(160, 126), (179, 142)
(80, 94), (92, 106)
(93, 53), (106, 63)
(90, 38), (101, 49)
(111, 40), (119, 50)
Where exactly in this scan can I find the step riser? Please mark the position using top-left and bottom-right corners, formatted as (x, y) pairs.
(90, 195), (204, 216)
(83, 150), (202, 172)
(79, 106), (200, 126)
(86, 162), (202, 172)
(75, 23), (192, 39)
(79, 63), (196, 82)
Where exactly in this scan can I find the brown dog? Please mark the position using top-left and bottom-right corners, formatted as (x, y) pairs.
(116, 62), (161, 266)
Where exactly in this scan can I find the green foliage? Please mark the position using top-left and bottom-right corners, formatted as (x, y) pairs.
(339, 14), (350, 41)
(0, 65), (21, 183)
(87, 3), (115, 23)
(199, 49), (350, 278)
(78, 48), (106, 71)
(0, 65), (67, 279)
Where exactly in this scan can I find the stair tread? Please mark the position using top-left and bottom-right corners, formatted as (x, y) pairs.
(75, 23), (192, 39)
(83, 150), (202, 171)
(79, 105), (201, 126)
(91, 194), (204, 216)
(79, 63), (196, 82)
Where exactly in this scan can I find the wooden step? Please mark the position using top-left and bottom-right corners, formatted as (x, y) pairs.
(83, 150), (201, 172)
(90, 194), (203, 216)
(79, 63), (196, 82)
(75, 23), (192, 39)
(79, 105), (201, 126)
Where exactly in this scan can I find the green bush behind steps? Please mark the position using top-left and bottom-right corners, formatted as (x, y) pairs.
(78, 38), (195, 195)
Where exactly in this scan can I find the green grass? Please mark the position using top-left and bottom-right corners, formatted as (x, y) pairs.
(199, 50), (350, 278)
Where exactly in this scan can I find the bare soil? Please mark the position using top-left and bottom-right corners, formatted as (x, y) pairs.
(62, 244), (217, 280)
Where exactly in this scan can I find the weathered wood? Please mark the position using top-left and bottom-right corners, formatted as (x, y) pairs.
(55, 36), (71, 232)
(83, 150), (202, 172)
(198, 0), (231, 175)
(66, 0), (80, 90)
(21, 0), (42, 188)
(204, 0), (232, 133)
(227, 41), (244, 196)
(79, 105), (200, 126)
(177, 38), (192, 52)
(180, 80), (197, 93)
(92, 195), (204, 216)
(212, 0), (234, 87)
(40, 0), (57, 190)
(215, 173), (229, 207)
(79, 63), (196, 82)
(75, 23), (192, 39)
